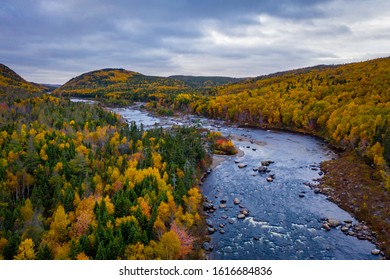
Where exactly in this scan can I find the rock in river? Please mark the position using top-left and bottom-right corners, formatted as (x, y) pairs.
(233, 198), (241, 205)
(238, 163), (247, 168)
(237, 214), (246, 219)
(203, 242), (213, 251)
(203, 202), (214, 210)
(322, 223), (331, 231)
(219, 203), (227, 209)
(327, 218), (341, 228)
(261, 160), (274, 166)
(371, 249), (381, 255)
(208, 227), (216, 234)
(257, 166), (268, 173)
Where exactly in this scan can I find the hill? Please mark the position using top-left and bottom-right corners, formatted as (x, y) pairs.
(183, 57), (390, 169)
(0, 64), (43, 96)
(53, 68), (190, 102)
(168, 75), (245, 88)
(53, 69), (246, 104)
(160, 57), (390, 255)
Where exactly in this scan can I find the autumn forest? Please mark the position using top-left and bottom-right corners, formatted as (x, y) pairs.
(0, 57), (389, 259)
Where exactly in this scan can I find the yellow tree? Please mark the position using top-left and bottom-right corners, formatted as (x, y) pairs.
(14, 238), (36, 260)
(156, 231), (181, 259)
(48, 205), (70, 243)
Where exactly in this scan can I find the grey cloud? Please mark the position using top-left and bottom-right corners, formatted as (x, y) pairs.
(0, 0), (389, 83)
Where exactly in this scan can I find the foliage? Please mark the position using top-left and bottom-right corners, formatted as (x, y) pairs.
(0, 64), (43, 96)
(207, 131), (237, 155)
(0, 93), (207, 259)
(174, 58), (390, 185)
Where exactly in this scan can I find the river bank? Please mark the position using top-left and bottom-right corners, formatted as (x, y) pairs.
(317, 152), (389, 258)
(73, 99), (386, 259)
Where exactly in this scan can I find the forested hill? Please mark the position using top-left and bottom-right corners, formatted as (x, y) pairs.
(168, 75), (245, 88)
(0, 64), (43, 95)
(162, 57), (390, 187)
(53, 69), (244, 103)
(53, 68), (190, 101)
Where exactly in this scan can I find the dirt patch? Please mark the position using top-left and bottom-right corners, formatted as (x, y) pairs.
(318, 151), (390, 258)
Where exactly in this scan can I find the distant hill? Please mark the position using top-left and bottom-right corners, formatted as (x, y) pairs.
(53, 68), (190, 100)
(32, 83), (61, 93)
(0, 64), (43, 96)
(169, 75), (245, 88)
(53, 69), (247, 100)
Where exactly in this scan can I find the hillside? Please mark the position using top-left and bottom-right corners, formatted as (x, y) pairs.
(172, 57), (390, 171)
(53, 68), (190, 101)
(159, 57), (390, 256)
(53, 69), (245, 105)
(169, 75), (245, 88)
(0, 64), (43, 96)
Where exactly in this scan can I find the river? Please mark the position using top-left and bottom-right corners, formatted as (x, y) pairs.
(71, 99), (380, 260)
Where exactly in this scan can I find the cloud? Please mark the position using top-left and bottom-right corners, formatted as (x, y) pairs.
(0, 0), (389, 83)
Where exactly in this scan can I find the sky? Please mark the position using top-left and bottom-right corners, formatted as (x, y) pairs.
(1, 0), (389, 84)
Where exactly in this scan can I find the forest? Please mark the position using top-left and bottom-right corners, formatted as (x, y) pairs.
(1, 57), (389, 259)
(0, 91), (209, 259)
(149, 58), (390, 189)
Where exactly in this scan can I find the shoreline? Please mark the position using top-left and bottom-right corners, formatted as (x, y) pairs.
(105, 103), (389, 259)
(317, 152), (389, 259)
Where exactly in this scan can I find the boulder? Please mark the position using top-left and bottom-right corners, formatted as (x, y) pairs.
(341, 226), (349, 232)
(208, 227), (216, 234)
(237, 214), (246, 219)
(266, 177), (274, 182)
(371, 249), (381, 255)
(357, 234), (366, 240)
(233, 198), (241, 205)
(238, 163), (247, 168)
(257, 166), (268, 173)
(322, 223), (331, 231)
(219, 203), (227, 209)
(219, 229), (225, 234)
(203, 202), (214, 210)
(202, 242), (213, 251)
(327, 218), (341, 228)
(261, 160), (274, 166)
(221, 214), (228, 219)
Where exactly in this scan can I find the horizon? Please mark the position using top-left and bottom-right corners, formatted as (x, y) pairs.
(1, 0), (389, 84)
(5, 56), (388, 86)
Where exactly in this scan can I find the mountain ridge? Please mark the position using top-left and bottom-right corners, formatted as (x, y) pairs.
(0, 63), (43, 95)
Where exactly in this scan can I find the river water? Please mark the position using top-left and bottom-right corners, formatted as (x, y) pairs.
(71, 100), (379, 260)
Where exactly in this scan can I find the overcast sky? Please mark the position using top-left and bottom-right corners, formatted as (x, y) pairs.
(1, 0), (389, 84)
